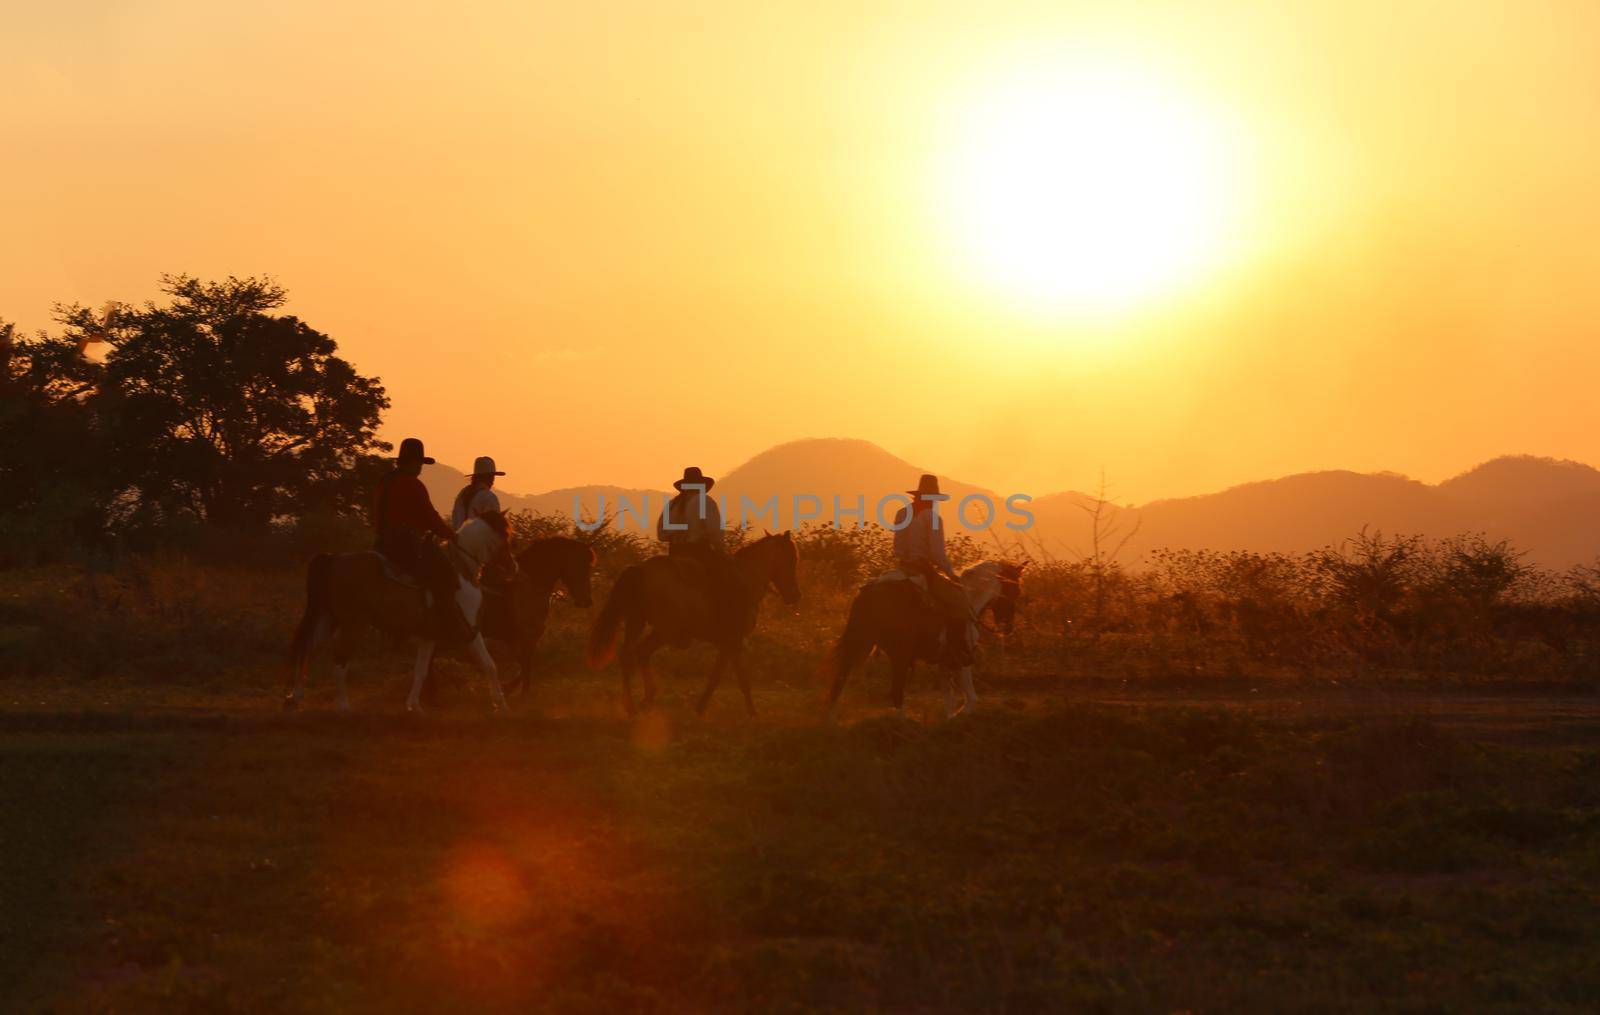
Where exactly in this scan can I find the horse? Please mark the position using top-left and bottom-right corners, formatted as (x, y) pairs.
(585, 532), (800, 716)
(819, 560), (1026, 718)
(425, 536), (596, 700)
(284, 511), (518, 714)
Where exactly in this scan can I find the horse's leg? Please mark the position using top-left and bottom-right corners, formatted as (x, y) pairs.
(944, 666), (957, 719)
(822, 635), (856, 719)
(733, 647), (756, 718)
(959, 663), (978, 710)
(618, 619), (644, 716)
(407, 641), (436, 713)
(285, 614), (333, 711)
(332, 635), (351, 712)
(420, 652), (441, 708)
(632, 630), (667, 709)
(891, 657), (911, 714)
(512, 617), (546, 698)
(467, 634), (508, 714)
(696, 650), (730, 717)
(510, 638), (533, 697)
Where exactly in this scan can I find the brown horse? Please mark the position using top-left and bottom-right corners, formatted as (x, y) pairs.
(432, 536), (596, 698)
(819, 560), (1025, 717)
(285, 512), (517, 713)
(586, 531), (800, 716)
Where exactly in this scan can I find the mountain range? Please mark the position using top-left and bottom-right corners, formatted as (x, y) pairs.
(422, 440), (1600, 569)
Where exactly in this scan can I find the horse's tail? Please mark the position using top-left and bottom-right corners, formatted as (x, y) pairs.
(586, 565), (642, 670)
(288, 553), (334, 687)
(818, 590), (876, 707)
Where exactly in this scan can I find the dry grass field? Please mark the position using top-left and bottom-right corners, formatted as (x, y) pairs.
(4, 552), (1600, 1012)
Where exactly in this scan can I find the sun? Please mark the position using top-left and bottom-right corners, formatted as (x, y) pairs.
(942, 62), (1242, 315)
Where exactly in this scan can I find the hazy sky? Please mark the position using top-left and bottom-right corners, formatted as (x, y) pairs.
(6, 1), (1600, 503)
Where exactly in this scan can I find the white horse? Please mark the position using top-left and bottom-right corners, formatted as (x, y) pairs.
(284, 513), (515, 714)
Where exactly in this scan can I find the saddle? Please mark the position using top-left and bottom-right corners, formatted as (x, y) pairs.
(666, 555), (710, 583)
(371, 551), (427, 592)
(871, 567), (926, 590)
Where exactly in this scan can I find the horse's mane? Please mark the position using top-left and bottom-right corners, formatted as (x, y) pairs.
(735, 530), (795, 559)
(516, 535), (596, 567)
(960, 559), (1003, 583)
(468, 509), (510, 538)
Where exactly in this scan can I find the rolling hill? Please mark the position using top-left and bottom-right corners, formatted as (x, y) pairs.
(424, 446), (1600, 570)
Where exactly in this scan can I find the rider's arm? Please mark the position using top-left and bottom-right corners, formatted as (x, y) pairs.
(705, 498), (726, 554)
(931, 511), (956, 576)
(398, 475), (455, 541)
(891, 506), (912, 559)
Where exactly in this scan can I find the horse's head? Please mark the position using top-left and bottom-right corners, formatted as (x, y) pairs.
(990, 560), (1028, 635)
(561, 539), (598, 607)
(762, 530), (801, 605)
(513, 537), (596, 607)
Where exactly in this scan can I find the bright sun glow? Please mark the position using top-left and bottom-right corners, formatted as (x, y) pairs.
(944, 62), (1242, 315)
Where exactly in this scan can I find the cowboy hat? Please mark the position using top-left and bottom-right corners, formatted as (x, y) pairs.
(908, 473), (947, 500)
(397, 437), (435, 465)
(673, 466), (715, 492)
(472, 456), (505, 477)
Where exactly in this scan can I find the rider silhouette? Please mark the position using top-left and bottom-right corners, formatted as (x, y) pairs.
(373, 438), (473, 643)
(657, 466), (746, 640)
(892, 474), (974, 668)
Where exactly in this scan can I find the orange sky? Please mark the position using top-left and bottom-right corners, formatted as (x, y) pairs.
(6, 1), (1600, 503)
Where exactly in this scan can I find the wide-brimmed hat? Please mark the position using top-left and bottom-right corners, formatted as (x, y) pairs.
(673, 466), (715, 492)
(472, 456), (505, 478)
(908, 473), (947, 500)
(397, 437), (435, 465)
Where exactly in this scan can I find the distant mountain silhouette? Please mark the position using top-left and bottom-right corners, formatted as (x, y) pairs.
(420, 463), (662, 524)
(426, 447), (1600, 570)
(1031, 455), (1600, 569)
(715, 438), (993, 530)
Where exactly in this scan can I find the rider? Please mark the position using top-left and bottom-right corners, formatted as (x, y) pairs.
(451, 455), (504, 528)
(892, 474), (974, 667)
(373, 437), (473, 643)
(657, 466), (745, 639)
(453, 454), (519, 598)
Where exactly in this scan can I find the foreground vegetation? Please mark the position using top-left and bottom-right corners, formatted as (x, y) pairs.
(4, 687), (1599, 1012)
(4, 535), (1600, 1012)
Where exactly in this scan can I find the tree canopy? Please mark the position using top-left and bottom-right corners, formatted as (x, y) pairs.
(1, 275), (389, 558)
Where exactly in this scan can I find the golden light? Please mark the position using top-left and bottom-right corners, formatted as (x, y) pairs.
(942, 61), (1243, 316)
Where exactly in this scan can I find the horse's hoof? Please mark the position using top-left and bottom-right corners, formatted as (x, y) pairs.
(281, 697), (299, 713)
(405, 702), (426, 717)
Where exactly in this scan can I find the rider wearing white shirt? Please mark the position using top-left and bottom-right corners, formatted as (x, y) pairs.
(452, 456), (505, 529)
(893, 474), (974, 667)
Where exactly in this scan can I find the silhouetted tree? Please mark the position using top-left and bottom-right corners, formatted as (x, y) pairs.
(0, 319), (116, 560)
(55, 275), (390, 536)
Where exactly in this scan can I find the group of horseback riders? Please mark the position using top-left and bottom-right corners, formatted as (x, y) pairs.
(372, 437), (976, 666)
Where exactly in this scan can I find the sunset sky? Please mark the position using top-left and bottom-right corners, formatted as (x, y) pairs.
(6, 1), (1600, 503)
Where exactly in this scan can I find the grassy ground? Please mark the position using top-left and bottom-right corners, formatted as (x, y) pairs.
(4, 562), (1600, 1011)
